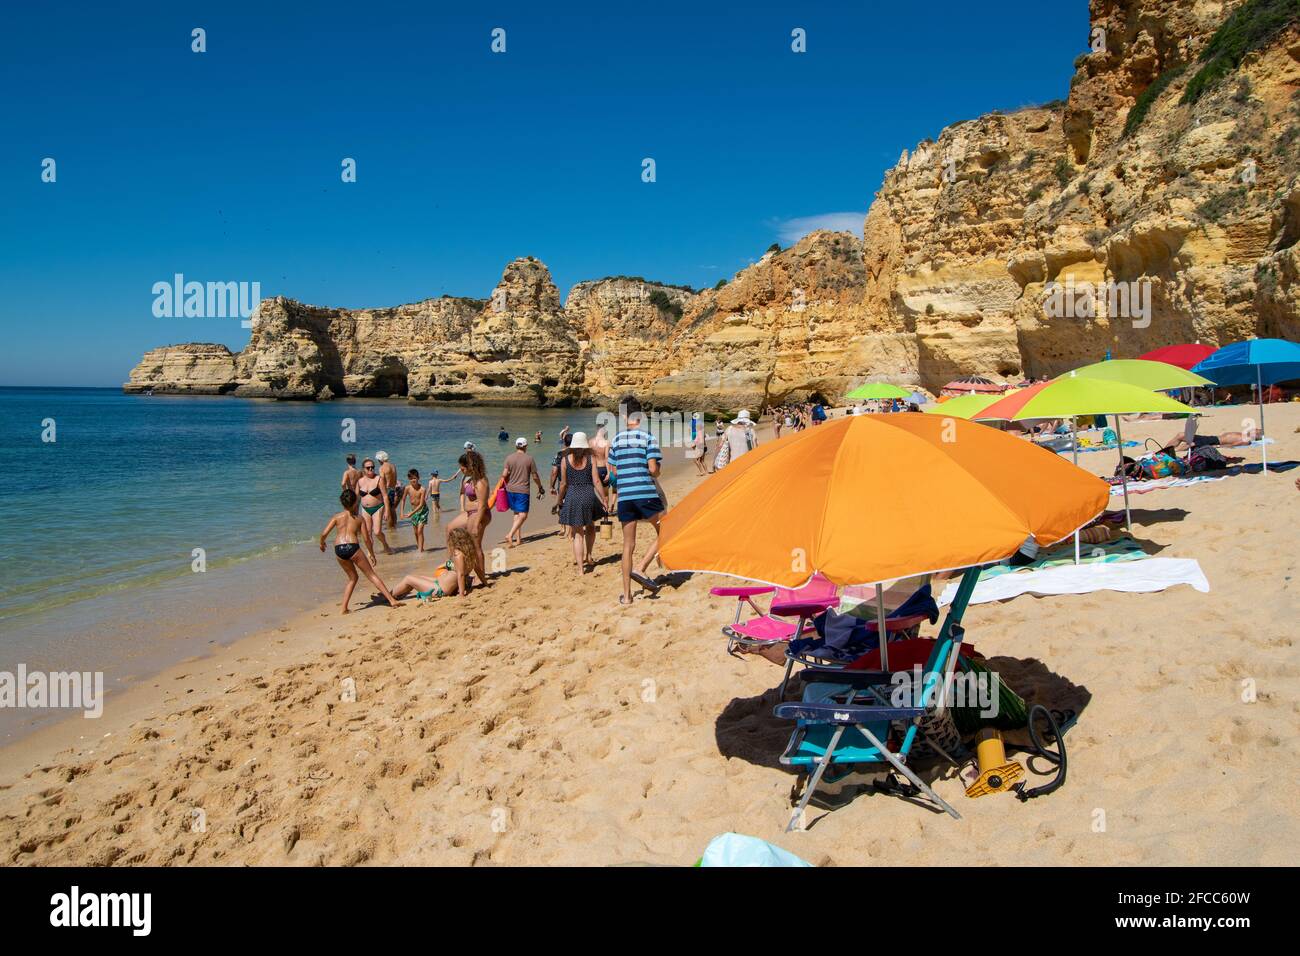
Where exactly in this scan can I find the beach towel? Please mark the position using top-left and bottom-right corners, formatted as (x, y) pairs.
(937, 558), (1209, 607)
(974, 534), (1147, 581)
(1109, 474), (1228, 495)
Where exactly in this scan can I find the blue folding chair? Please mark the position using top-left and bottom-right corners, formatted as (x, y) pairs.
(774, 567), (980, 830)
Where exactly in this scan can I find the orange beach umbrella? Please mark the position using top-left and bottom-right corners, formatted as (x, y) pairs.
(658, 413), (1109, 588)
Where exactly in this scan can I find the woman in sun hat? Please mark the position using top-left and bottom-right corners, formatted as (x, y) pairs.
(723, 409), (758, 465)
(556, 431), (608, 574)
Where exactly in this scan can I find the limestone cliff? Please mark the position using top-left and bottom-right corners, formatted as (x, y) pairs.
(126, 0), (1300, 409)
(124, 344), (239, 394)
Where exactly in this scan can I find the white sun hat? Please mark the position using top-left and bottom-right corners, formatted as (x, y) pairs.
(515, 436), (527, 447)
(732, 409), (752, 424)
(568, 431), (591, 450)
(375, 450), (390, 462)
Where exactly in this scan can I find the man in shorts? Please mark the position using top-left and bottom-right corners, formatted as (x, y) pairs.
(608, 404), (664, 605)
(500, 437), (545, 547)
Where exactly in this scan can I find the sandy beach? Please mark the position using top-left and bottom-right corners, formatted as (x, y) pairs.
(1, 403), (1297, 867)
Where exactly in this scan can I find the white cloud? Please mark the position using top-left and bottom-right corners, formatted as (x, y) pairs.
(773, 212), (866, 246)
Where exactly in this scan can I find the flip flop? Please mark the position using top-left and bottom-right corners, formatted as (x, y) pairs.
(630, 572), (661, 593)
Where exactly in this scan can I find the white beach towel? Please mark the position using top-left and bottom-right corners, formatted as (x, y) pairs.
(938, 558), (1210, 607)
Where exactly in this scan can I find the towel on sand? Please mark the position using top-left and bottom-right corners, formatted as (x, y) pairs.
(938, 558), (1209, 607)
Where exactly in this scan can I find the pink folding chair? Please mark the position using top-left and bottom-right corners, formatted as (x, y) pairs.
(710, 573), (839, 657)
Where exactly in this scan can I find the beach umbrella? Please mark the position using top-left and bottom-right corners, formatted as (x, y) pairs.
(920, 392), (1005, 420)
(941, 376), (1003, 394)
(658, 413), (1108, 591)
(1138, 343), (1215, 371)
(1062, 359), (1212, 391)
(1192, 338), (1300, 473)
(978, 374), (1196, 538)
(845, 382), (912, 400)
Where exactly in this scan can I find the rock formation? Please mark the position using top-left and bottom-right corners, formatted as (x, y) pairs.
(127, 0), (1300, 410)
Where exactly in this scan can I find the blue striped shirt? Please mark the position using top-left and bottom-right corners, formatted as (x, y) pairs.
(609, 428), (662, 502)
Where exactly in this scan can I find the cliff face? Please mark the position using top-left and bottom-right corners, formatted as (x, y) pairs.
(871, 0), (1300, 383)
(124, 344), (239, 394)
(126, 0), (1300, 409)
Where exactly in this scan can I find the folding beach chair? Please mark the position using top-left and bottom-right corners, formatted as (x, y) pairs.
(710, 573), (838, 657)
(773, 566), (980, 829)
(778, 583), (939, 695)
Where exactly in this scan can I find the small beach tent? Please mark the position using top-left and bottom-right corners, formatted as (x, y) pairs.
(1138, 343), (1215, 371)
(845, 382), (912, 401)
(978, 374), (1196, 543)
(919, 392), (1004, 420)
(1192, 338), (1300, 473)
(908, 390), (929, 406)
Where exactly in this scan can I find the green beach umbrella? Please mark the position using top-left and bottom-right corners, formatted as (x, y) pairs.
(980, 374), (1196, 548)
(921, 393), (1004, 420)
(1058, 359), (1212, 391)
(846, 382), (912, 401)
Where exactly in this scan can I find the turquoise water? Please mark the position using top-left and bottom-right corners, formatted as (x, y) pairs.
(0, 387), (583, 736)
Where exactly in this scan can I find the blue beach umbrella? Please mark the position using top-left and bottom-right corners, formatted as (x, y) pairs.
(1192, 338), (1300, 473)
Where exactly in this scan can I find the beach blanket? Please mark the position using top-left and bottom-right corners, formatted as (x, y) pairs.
(938, 558), (1210, 607)
(1109, 458), (1299, 494)
(976, 534), (1147, 580)
(1110, 474), (1227, 495)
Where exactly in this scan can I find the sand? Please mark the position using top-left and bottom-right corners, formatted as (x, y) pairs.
(1, 404), (1297, 866)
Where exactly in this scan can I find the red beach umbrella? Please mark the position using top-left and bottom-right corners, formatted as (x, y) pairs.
(1137, 344), (1215, 371)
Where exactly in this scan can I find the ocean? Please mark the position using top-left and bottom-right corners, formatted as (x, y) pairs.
(0, 387), (586, 740)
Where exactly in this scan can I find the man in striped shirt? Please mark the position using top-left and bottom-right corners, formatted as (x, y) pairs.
(609, 406), (664, 605)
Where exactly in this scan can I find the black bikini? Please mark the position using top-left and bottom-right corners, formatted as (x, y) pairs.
(335, 543), (360, 560)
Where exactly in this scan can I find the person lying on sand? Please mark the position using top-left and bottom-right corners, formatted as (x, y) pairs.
(383, 528), (484, 602)
(320, 489), (400, 614)
(1164, 416), (1259, 455)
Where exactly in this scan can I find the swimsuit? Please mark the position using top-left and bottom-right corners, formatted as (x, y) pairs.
(387, 487), (402, 509)
(409, 501), (429, 527)
(358, 480), (384, 514)
(334, 543), (360, 560)
(415, 561), (456, 600)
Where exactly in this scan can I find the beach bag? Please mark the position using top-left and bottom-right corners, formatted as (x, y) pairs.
(713, 439), (731, 470)
(1139, 453), (1187, 479)
(493, 480), (509, 512)
(1102, 427), (1118, 445)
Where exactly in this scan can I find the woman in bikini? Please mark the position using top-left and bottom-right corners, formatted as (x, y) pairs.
(399, 468), (430, 553)
(355, 458), (392, 559)
(446, 449), (491, 587)
(385, 528), (484, 602)
(319, 489), (400, 614)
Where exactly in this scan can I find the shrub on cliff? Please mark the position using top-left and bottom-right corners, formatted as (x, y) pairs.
(1182, 0), (1300, 105)
(1123, 64), (1187, 138)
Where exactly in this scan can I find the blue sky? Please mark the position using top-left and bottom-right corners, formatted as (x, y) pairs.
(0, 1), (1088, 386)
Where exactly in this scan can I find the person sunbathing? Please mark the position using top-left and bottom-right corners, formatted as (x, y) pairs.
(1163, 420), (1258, 454)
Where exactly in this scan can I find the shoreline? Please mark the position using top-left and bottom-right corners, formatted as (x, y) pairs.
(2, 406), (1296, 866)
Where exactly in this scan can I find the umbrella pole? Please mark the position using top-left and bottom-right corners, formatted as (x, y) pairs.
(1115, 416), (1132, 532)
(1257, 366), (1268, 474)
(875, 584), (889, 671)
(1070, 417), (1081, 563)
